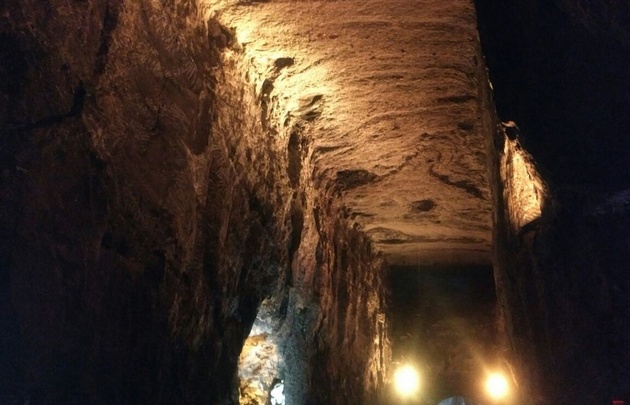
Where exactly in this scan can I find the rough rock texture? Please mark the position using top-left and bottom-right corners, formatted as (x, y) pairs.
(218, 0), (493, 267)
(477, 0), (630, 403)
(1, 1), (288, 403)
(1, 0), (391, 403)
(13, 0), (628, 403)
(283, 199), (390, 405)
(217, 27), (391, 404)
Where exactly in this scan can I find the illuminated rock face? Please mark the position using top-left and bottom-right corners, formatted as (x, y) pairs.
(213, 1), (491, 402)
(3, 0), (628, 403)
(217, 0), (493, 267)
(0, 0), (391, 403)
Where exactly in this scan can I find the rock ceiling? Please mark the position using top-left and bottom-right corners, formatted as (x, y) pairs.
(214, 0), (492, 266)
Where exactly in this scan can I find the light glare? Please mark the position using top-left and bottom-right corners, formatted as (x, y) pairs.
(394, 364), (420, 398)
(485, 372), (509, 400)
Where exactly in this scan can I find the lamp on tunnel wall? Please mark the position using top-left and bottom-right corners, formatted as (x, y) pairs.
(393, 364), (421, 399)
(484, 372), (509, 402)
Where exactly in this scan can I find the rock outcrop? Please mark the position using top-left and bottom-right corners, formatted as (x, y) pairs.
(218, 0), (493, 268)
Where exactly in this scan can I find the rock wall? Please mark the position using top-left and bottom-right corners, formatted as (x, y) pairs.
(281, 190), (390, 405)
(217, 28), (391, 404)
(476, 0), (630, 403)
(0, 0), (390, 403)
(0, 0), (287, 403)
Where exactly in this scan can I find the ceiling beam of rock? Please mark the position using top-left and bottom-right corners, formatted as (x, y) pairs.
(212, 0), (493, 266)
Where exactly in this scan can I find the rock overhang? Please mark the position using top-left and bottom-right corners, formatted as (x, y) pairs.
(212, 0), (492, 266)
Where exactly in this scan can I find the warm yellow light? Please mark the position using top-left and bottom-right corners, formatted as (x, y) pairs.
(393, 364), (420, 398)
(485, 372), (509, 400)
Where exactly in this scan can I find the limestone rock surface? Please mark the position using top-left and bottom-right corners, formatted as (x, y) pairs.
(216, 0), (492, 266)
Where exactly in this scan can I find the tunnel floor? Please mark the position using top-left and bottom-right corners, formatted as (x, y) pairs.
(388, 266), (504, 404)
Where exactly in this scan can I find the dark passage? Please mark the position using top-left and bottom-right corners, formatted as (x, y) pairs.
(388, 266), (501, 404)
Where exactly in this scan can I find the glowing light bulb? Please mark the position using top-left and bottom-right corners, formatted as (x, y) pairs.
(393, 364), (420, 398)
(485, 372), (509, 401)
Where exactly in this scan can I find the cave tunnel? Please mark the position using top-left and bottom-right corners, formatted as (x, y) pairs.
(388, 265), (502, 405)
(1, 0), (630, 404)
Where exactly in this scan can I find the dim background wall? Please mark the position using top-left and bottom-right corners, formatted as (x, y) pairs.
(476, 0), (630, 403)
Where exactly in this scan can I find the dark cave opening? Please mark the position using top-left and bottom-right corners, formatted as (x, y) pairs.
(387, 265), (504, 405)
